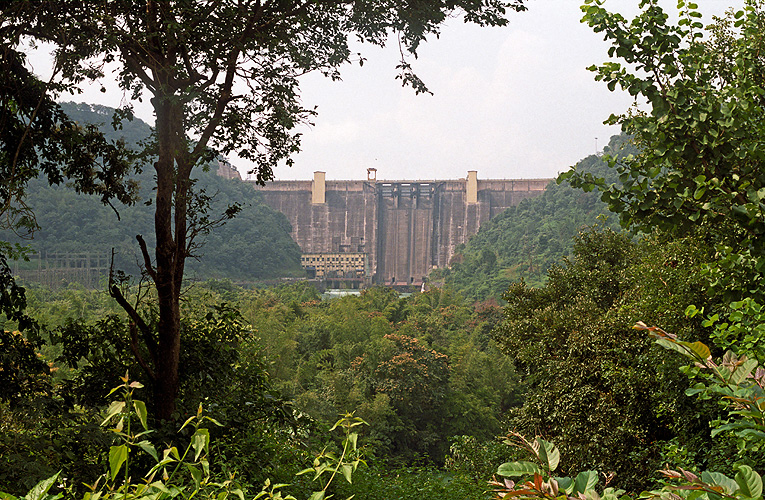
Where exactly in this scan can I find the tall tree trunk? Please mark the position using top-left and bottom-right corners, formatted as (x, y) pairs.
(152, 94), (184, 421)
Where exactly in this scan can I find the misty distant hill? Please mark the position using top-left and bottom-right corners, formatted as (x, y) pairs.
(6, 102), (303, 283)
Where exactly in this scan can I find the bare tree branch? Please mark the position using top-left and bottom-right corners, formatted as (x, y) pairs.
(108, 249), (157, 362)
(136, 234), (157, 281)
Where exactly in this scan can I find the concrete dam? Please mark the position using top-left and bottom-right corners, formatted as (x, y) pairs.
(250, 170), (550, 287)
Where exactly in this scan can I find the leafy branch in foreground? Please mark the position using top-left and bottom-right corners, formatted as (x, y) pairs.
(562, 0), (765, 302)
(291, 415), (367, 500)
(2, 376), (366, 500)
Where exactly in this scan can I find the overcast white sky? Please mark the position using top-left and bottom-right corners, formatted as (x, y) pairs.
(36, 0), (743, 182)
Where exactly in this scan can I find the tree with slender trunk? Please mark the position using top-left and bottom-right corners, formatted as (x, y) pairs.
(1, 0), (525, 420)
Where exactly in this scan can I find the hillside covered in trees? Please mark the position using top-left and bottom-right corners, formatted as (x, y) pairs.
(438, 134), (635, 301)
(10, 102), (303, 281)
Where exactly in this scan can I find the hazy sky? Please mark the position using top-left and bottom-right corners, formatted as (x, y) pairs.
(34, 0), (743, 182)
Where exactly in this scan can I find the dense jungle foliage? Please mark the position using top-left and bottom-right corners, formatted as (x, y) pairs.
(0, 281), (520, 499)
(9, 103), (303, 281)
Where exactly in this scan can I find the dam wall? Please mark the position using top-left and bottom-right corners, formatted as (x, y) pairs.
(250, 172), (550, 285)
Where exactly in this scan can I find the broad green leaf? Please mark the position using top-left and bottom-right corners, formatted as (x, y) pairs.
(347, 432), (358, 451)
(137, 440), (158, 461)
(186, 464), (202, 489)
(702, 472), (738, 495)
(735, 465), (762, 498)
(101, 401), (125, 426)
(109, 445), (128, 480)
(682, 341), (711, 360)
(573, 471), (599, 494)
(342, 464), (353, 484)
(308, 491), (326, 500)
(686, 383), (707, 396)
(730, 359), (758, 385)
(555, 476), (574, 494)
(192, 428), (210, 461)
(497, 461), (542, 477)
(536, 437), (560, 472)
(166, 485), (183, 498)
(134, 400), (148, 430)
(655, 338), (697, 359)
(23, 472), (60, 500)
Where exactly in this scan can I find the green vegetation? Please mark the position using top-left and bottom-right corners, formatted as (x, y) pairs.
(0, 281), (512, 499)
(494, 2), (765, 500)
(236, 284), (520, 463)
(3, 0), (527, 422)
(438, 134), (634, 301)
(494, 228), (719, 491)
(8, 1), (765, 500)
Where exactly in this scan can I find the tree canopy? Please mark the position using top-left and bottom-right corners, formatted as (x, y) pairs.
(562, 0), (765, 300)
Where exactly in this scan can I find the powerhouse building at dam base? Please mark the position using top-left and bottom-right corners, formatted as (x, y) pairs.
(249, 169), (550, 289)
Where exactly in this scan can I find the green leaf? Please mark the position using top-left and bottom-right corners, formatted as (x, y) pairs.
(555, 476), (574, 494)
(497, 461), (542, 477)
(701, 472), (738, 495)
(341, 464), (353, 484)
(655, 337), (710, 361)
(101, 401), (125, 426)
(735, 465), (762, 498)
(23, 473), (60, 500)
(655, 338), (695, 359)
(179, 415), (196, 431)
(347, 432), (358, 451)
(192, 428), (210, 461)
(730, 359), (758, 385)
(109, 445), (128, 480)
(149, 481), (171, 494)
(536, 437), (560, 472)
(134, 400), (149, 431)
(308, 491), (326, 500)
(573, 471), (599, 494)
(186, 464), (202, 489)
(683, 341), (711, 360)
(137, 440), (158, 461)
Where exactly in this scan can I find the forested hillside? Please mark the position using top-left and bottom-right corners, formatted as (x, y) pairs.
(439, 134), (635, 301)
(10, 102), (302, 281)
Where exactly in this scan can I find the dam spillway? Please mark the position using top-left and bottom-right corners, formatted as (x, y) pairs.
(250, 171), (550, 286)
